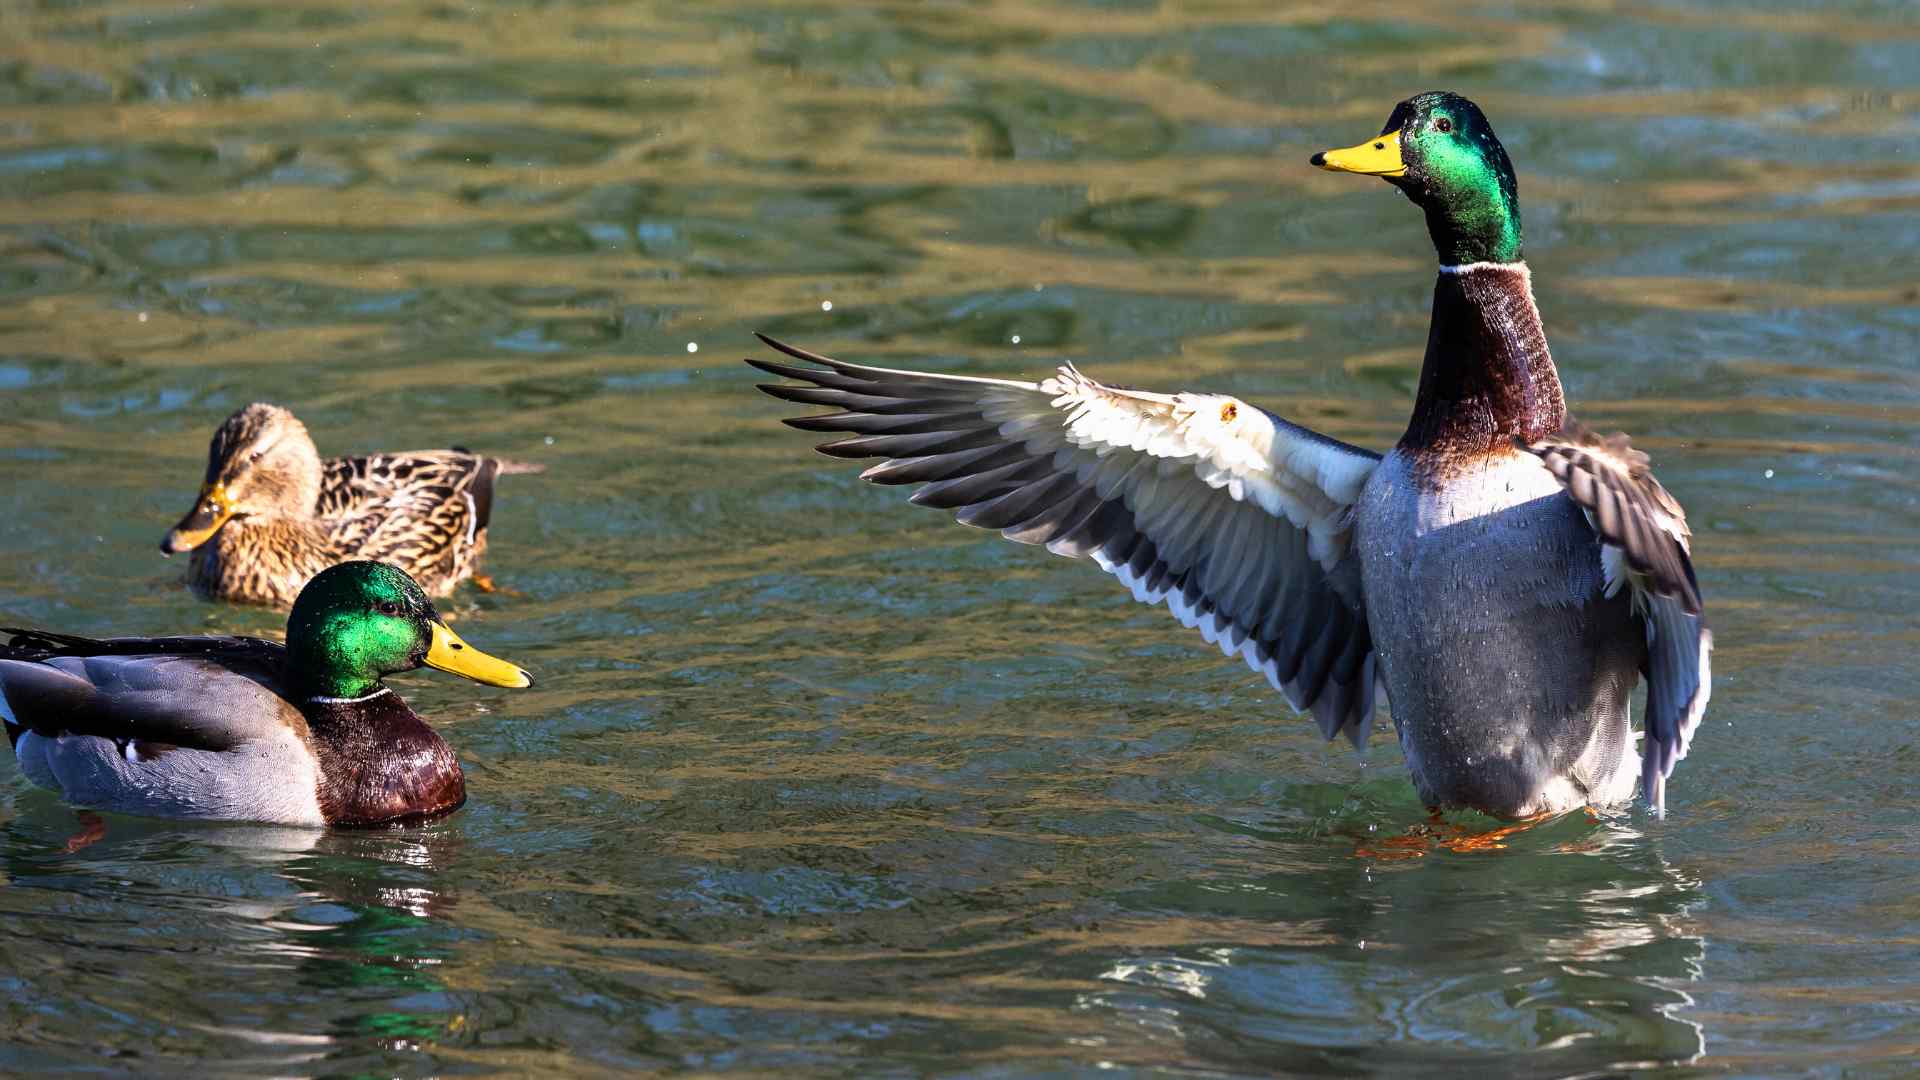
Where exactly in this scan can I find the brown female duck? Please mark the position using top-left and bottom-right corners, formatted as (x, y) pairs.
(161, 403), (541, 607)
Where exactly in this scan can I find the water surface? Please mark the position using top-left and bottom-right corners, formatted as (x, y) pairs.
(1, 1), (1916, 1075)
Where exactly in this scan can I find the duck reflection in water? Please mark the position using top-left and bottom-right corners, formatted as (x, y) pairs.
(1079, 812), (1705, 1072)
(0, 806), (473, 1071)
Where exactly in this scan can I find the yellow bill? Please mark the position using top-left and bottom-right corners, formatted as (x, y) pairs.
(425, 620), (533, 688)
(160, 483), (235, 553)
(1312, 129), (1407, 177)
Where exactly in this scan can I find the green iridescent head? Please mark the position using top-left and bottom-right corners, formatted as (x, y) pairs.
(284, 561), (532, 699)
(1311, 91), (1523, 265)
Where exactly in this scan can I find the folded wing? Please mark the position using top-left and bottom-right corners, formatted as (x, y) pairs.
(318, 451), (505, 579)
(750, 334), (1384, 746)
(0, 630), (295, 751)
(1524, 425), (1711, 816)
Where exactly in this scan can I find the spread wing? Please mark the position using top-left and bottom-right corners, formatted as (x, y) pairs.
(749, 334), (1385, 746)
(1524, 425), (1711, 816)
(0, 630), (296, 752)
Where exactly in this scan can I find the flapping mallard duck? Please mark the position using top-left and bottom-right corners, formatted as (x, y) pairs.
(161, 403), (542, 607)
(749, 91), (1711, 819)
(0, 561), (531, 826)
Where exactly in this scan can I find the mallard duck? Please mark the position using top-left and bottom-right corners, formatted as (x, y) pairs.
(160, 402), (542, 607)
(0, 561), (531, 826)
(749, 91), (1711, 820)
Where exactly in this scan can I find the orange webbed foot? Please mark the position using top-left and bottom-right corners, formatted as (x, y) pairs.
(471, 574), (523, 597)
(1351, 809), (1566, 860)
(63, 811), (107, 853)
(1434, 812), (1554, 853)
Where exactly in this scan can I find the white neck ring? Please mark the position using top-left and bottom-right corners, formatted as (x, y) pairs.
(1438, 260), (1529, 276)
(305, 687), (392, 705)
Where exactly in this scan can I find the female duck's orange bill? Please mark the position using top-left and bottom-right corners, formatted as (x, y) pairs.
(160, 483), (234, 553)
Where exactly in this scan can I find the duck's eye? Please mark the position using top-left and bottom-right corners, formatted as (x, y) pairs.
(1435, 117), (1453, 134)
(377, 601), (401, 616)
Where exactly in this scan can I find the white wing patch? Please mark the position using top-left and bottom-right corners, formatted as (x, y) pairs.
(1001, 366), (1377, 569)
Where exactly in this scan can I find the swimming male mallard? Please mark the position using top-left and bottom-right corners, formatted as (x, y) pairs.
(0, 561), (531, 826)
(749, 91), (1711, 820)
(160, 403), (542, 607)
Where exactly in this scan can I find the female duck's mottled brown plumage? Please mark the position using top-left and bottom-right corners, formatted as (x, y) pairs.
(161, 403), (542, 607)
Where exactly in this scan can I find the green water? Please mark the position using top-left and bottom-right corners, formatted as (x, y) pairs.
(2, 1), (1917, 1075)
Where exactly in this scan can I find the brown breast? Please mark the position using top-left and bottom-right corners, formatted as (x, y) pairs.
(304, 691), (467, 827)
